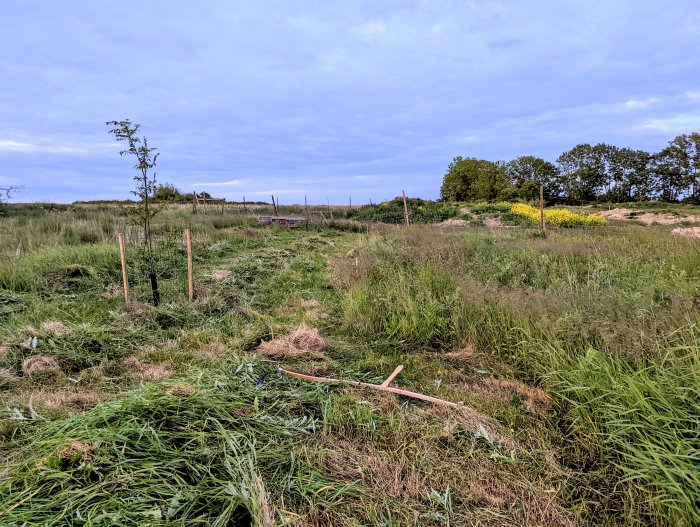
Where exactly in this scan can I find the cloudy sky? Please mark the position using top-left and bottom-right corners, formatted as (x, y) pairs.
(1, 1), (699, 203)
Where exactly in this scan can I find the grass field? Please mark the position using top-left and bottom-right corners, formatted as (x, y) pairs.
(0, 203), (698, 526)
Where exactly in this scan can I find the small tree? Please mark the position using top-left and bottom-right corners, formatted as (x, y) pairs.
(0, 186), (17, 216)
(106, 120), (161, 306)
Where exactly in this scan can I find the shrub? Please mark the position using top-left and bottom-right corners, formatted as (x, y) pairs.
(511, 203), (607, 227)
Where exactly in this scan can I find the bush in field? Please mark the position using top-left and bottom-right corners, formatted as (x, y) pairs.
(346, 198), (458, 224)
(511, 203), (607, 226)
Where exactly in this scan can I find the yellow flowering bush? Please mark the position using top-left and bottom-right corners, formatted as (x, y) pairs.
(511, 203), (606, 227)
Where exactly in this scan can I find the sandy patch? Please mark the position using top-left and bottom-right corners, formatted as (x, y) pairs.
(599, 208), (700, 225)
(443, 344), (476, 361)
(484, 217), (504, 229)
(672, 226), (700, 239)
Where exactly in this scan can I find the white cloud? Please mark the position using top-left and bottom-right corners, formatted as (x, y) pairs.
(636, 113), (700, 133)
(0, 139), (101, 155)
(624, 97), (661, 109)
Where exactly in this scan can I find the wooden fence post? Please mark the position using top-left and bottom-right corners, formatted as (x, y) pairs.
(185, 227), (193, 300)
(271, 195), (278, 216)
(539, 185), (545, 235)
(118, 233), (129, 305)
(243, 196), (247, 213)
(402, 190), (410, 226)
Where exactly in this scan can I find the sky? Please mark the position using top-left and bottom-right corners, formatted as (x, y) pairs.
(1, 1), (699, 204)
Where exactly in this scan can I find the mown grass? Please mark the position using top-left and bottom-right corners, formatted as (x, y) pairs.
(1, 203), (699, 526)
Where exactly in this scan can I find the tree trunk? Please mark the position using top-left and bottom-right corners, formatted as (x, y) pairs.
(149, 272), (160, 306)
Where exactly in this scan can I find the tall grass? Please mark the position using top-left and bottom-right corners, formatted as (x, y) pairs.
(340, 225), (700, 525)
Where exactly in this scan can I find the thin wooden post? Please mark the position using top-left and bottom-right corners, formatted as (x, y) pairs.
(221, 198), (225, 214)
(242, 196), (247, 213)
(402, 190), (410, 226)
(118, 233), (129, 305)
(271, 195), (278, 215)
(192, 192), (197, 213)
(185, 227), (193, 300)
(349, 196), (352, 208)
(539, 185), (545, 235)
(304, 195), (308, 215)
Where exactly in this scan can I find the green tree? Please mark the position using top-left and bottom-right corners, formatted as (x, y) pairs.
(106, 119), (162, 306)
(665, 133), (700, 201)
(556, 144), (606, 202)
(0, 186), (17, 215)
(440, 157), (507, 201)
(505, 156), (559, 200)
(153, 183), (184, 202)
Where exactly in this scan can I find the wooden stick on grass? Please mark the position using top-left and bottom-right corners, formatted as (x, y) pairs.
(277, 365), (463, 408)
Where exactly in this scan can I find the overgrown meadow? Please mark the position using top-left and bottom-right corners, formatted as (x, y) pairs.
(0, 203), (698, 526)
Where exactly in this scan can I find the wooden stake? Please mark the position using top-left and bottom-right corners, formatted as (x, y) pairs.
(221, 198), (225, 214)
(243, 196), (247, 213)
(539, 184), (545, 235)
(304, 195), (308, 215)
(402, 190), (410, 226)
(192, 192), (197, 213)
(271, 195), (278, 216)
(185, 228), (193, 300)
(117, 232), (129, 305)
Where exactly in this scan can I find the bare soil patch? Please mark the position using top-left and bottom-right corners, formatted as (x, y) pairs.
(672, 226), (700, 239)
(599, 208), (700, 225)
(436, 218), (469, 227)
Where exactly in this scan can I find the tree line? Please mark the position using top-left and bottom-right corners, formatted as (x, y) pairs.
(440, 133), (700, 203)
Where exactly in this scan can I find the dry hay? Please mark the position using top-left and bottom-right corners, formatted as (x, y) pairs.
(22, 355), (61, 376)
(599, 207), (700, 225)
(123, 356), (173, 381)
(468, 460), (576, 527)
(211, 269), (231, 281)
(30, 388), (101, 411)
(469, 376), (553, 413)
(443, 343), (476, 362)
(672, 226), (700, 239)
(40, 320), (66, 336)
(253, 475), (276, 527)
(192, 339), (230, 359)
(319, 439), (431, 500)
(101, 282), (123, 299)
(436, 218), (469, 227)
(167, 383), (196, 397)
(57, 440), (98, 461)
(257, 325), (326, 359)
(0, 367), (19, 383)
(423, 404), (514, 449)
(0, 345), (9, 359)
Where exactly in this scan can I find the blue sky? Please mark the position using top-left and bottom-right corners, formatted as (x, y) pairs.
(1, 1), (699, 204)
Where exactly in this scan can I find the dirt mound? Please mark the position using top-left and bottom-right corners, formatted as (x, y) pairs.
(22, 355), (61, 376)
(436, 218), (469, 227)
(484, 217), (504, 229)
(600, 208), (700, 225)
(672, 226), (700, 239)
(257, 325), (326, 359)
